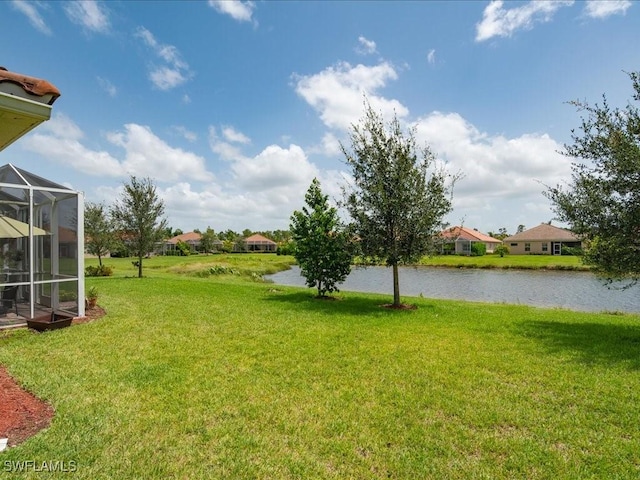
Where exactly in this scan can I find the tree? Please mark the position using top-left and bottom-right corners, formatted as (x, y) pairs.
(200, 226), (218, 254)
(342, 102), (457, 307)
(290, 178), (353, 297)
(545, 71), (640, 287)
(111, 176), (168, 278)
(84, 202), (116, 266)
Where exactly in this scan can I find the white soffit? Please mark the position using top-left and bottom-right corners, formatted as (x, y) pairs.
(0, 91), (52, 152)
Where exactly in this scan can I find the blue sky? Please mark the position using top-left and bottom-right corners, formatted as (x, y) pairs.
(1, 0), (639, 234)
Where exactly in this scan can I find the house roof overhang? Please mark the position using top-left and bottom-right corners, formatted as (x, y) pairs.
(0, 67), (61, 152)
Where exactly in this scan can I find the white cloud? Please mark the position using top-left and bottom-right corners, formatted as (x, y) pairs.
(23, 115), (123, 177)
(97, 76), (117, 97)
(208, 0), (256, 23)
(294, 61), (408, 131)
(64, 0), (110, 33)
(584, 0), (632, 19)
(149, 66), (188, 91)
(135, 26), (192, 90)
(11, 0), (51, 35)
(427, 49), (436, 65)
(172, 126), (197, 142)
(208, 127), (249, 161)
(106, 124), (214, 182)
(475, 0), (574, 42)
(356, 36), (377, 55)
(412, 111), (571, 229)
(222, 126), (251, 144)
(231, 144), (319, 191)
(20, 115), (213, 184)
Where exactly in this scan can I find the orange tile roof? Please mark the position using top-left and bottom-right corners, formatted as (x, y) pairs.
(441, 226), (501, 243)
(0, 67), (61, 105)
(245, 234), (276, 244)
(167, 231), (202, 244)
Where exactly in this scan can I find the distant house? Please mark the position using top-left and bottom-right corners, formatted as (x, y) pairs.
(440, 226), (502, 255)
(244, 234), (277, 253)
(160, 231), (223, 255)
(503, 224), (582, 255)
(165, 231), (202, 254)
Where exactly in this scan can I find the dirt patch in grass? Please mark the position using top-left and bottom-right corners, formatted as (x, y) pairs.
(0, 306), (106, 448)
(0, 365), (54, 448)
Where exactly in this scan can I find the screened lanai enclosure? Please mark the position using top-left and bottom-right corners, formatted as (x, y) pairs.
(0, 164), (84, 324)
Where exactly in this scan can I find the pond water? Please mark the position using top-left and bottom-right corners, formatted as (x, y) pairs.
(266, 266), (640, 314)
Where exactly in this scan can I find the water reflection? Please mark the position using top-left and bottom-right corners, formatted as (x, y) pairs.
(267, 266), (640, 314)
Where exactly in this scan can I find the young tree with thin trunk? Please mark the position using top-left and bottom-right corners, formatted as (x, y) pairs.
(290, 178), (353, 298)
(545, 71), (640, 287)
(111, 176), (167, 278)
(84, 202), (116, 267)
(342, 102), (457, 307)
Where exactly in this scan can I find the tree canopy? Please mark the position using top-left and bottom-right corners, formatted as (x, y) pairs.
(111, 176), (167, 278)
(342, 102), (457, 307)
(545, 71), (640, 286)
(290, 178), (353, 297)
(84, 202), (116, 266)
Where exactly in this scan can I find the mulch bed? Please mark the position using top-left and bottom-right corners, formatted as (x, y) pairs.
(0, 306), (106, 448)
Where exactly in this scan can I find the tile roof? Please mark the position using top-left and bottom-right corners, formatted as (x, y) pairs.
(245, 234), (276, 244)
(503, 223), (580, 242)
(441, 226), (501, 243)
(0, 67), (61, 105)
(167, 231), (202, 244)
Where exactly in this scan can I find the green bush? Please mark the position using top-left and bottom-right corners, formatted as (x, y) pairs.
(471, 242), (486, 256)
(494, 244), (509, 257)
(277, 242), (295, 256)
(85, 264), (114, 277)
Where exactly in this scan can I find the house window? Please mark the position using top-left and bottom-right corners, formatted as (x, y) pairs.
(510, 243), (518, 247)
(525, 243), (531, 252)
(542, 242), (548, 252)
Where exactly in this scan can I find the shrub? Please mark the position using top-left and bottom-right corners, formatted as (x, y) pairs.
(85, 264), (114, 277)
(277, 242), (295, 256)
(494, 244), (509, 257)
(176, 240), (191, 256)
(471, 242), (486, 256)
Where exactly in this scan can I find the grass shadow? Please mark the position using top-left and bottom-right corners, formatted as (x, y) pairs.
(263, 288), (434, 317)
(518, 319), (640, 369)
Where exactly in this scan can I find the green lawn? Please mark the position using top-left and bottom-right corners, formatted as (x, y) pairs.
(418, 253), (589, 270)
(1, 254), (639, 478)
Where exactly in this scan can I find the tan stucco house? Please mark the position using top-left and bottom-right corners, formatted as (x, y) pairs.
(440, 226), (502, 254)
(244, 234), (277, 252)
(503, 223), (582, 255)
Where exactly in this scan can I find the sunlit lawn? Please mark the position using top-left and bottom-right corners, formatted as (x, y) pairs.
(418, 253), (589, 270)
(0, 254), (638, 479)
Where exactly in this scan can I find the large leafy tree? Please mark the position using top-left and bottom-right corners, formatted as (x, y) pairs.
(290, 178), (353, 298)
(200, 226), (218, 254)
(545, 71), (640, 287)
(84, 202), (116, 266)
(342, 102), (457, 307)
(111, 176), (168, 278)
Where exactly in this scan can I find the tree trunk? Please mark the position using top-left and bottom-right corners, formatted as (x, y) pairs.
(138, 255), (143, 278)
(392, 262), (400, 306)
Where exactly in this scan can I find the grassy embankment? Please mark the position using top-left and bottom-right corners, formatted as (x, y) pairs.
(1, 253), (638, 479)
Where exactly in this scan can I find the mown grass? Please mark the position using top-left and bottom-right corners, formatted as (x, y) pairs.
(1, 254), (639, 479)
(418, 254), (589, 270)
